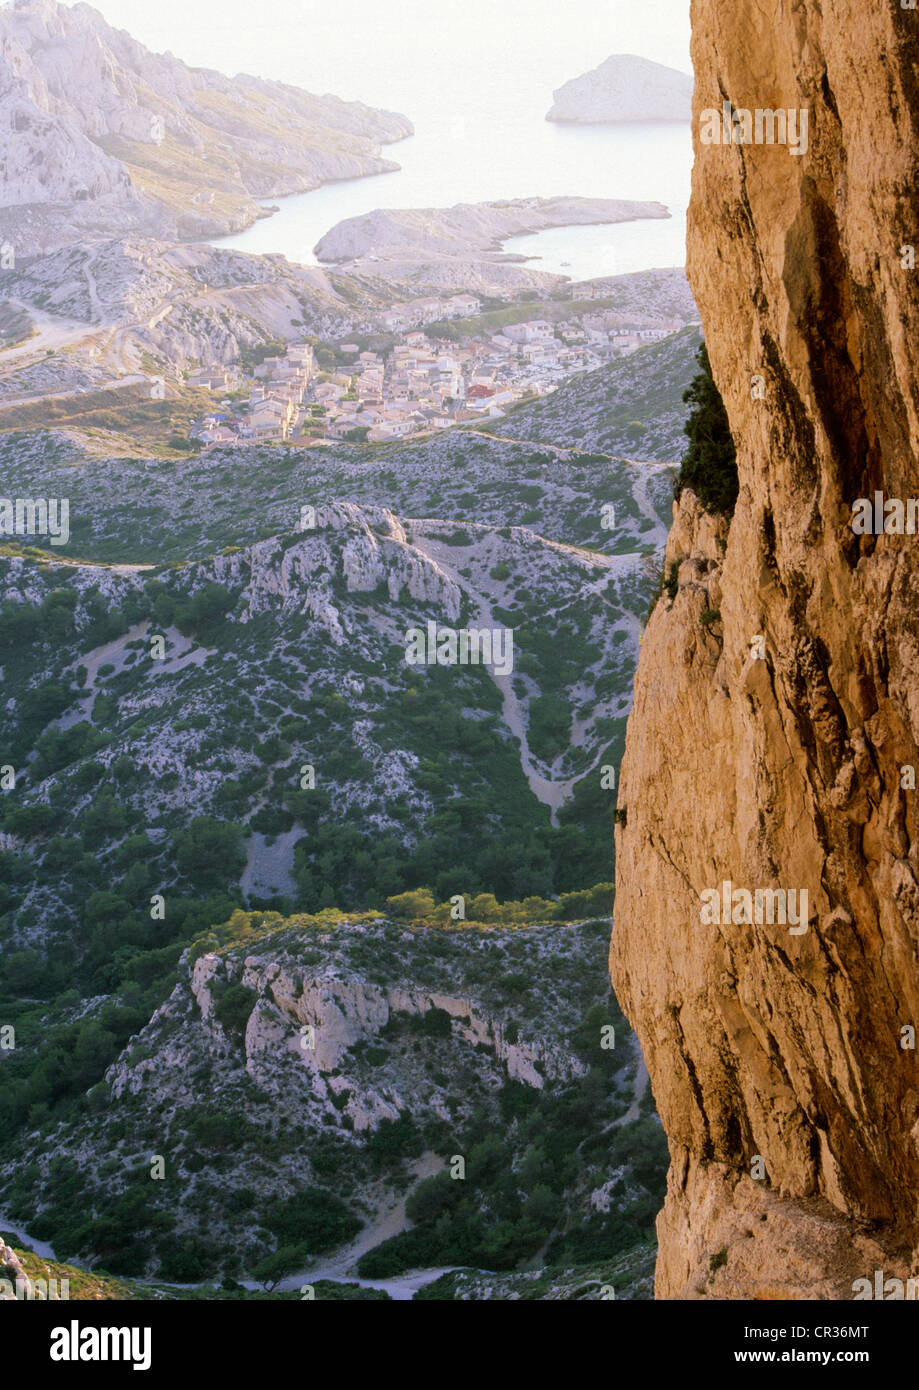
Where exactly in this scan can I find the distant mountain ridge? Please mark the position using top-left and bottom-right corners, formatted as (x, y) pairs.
(546, 54), (693, 124)
(0, 0), (412, 248)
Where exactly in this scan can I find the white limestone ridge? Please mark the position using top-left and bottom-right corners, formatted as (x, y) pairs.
(206, 505), (463, 641)
(103, 945), (589, 1135)
(0, 0), (412, 242)
(546, 54), (693, 124)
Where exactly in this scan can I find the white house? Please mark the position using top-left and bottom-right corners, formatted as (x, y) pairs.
(503, 320), (554, 345)
(445, 294), (480, 317)
(369, 416), (415, 441)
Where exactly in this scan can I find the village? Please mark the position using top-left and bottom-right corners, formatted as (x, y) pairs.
(187, 291), (683, 448)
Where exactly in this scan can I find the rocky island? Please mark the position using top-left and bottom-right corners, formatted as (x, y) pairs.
(547, 54), (693, 124)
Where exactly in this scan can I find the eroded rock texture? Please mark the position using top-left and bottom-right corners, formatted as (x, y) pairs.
(612, 1), (919, 1298)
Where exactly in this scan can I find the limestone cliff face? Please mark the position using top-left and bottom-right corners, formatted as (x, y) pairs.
(612, 2), (919, 1298)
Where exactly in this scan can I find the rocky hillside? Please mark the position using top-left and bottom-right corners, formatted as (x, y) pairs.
(0, 258), (700, 1296)
(546, 55), (693, 125)
(489, 325), (702, 460)
(612, 1), (919, 1298)
(0, 341), (680, 956)
(0, 911), (665, 1288)
(0, 424), (673, 559)
(0, 489), (656, 932)
(0, 236), (380, 399)
(0, 0), (412, 249)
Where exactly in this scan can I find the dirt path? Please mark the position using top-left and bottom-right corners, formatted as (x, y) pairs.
(1, 1154), (459, 1302)
(0, 1217), (57, 1260)
(83, 248), (104, 326)
(630, 461), (673, 535)
(0, 302), (99, 366)
(258, 1151), (456, 1301)
(459, 427), (575, 458)
(610, 1037), (650, 1129)
(410, 534), (573, 824)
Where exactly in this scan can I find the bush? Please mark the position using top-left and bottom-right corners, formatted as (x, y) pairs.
(213, 982), (257, 1036)
(674, 343), (738, 516)
(265, 1190), (361, 1252)
(156, 1239), (217, 1283)
(410, 1006), (452, 1038)
(405, 1170), (456, 1225)
(251, 1243), (309, 1290)
(176, 818), (246, 889)
(385, 888), (435, 920)
(173, 583), (235, 637)
(189, 1112), (238, 1151)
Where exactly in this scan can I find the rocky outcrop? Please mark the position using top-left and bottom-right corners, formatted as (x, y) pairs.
(205, 504), (464, 641)
(0, 1239), (28, 1295)
(106, 916), (603, 1141)
(2, 913), (647, 1278)
(313, 196), (669, 294)
(546, 55), (693, 124)
(0, 0), (412, 248)
(612, 3), (919, 1298)
(315, 197), (669, 263)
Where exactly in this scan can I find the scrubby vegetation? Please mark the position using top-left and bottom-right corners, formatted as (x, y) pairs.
(0, 323), (688, 1297)
(674, 342), (738, 517)
(0, 913), (666, 1290)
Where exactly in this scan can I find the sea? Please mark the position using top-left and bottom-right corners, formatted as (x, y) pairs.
(207, 53), (691, 281)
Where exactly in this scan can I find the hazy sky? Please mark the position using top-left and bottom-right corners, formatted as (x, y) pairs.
(58, 0), (691, 110)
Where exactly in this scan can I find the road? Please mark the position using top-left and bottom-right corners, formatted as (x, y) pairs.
(409, 532), (615, 825)
(0, 260), (273, 400)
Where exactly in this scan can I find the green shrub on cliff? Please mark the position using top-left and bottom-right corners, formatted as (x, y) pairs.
(675, 343), (738, 517)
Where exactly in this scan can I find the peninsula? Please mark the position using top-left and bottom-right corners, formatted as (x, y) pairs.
(314, 196), (671, 294)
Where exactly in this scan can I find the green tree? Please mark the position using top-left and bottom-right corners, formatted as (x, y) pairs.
(405, 1171), (456, 1225)
(252, 1244), (307, 1291)
(385, 888), (435, 920)
(267, 1190), (361, 1251)
(3, 949), (48, 994)
(176, 817), (245, 889)
(675, 343), (738, 516)
(468, 892), (501, 922)
(214, 982), (257, 1036)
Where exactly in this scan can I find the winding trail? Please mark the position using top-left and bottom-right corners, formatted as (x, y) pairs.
(0, 1154), (458, 1302)
(249, 1151), (453, 1301)
(410, 532), (573, 824)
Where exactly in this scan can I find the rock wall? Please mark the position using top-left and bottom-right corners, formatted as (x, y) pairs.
(117, 946), (587, 1137)
(611, 1), (919, 1298)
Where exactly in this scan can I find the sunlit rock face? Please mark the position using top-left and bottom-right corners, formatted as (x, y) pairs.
(612, 0), (919, 1299)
